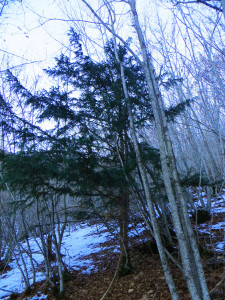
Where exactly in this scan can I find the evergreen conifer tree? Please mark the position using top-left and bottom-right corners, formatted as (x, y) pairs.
(0, 30), (192, 283)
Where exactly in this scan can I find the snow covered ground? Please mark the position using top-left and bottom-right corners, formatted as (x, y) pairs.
(0, 223), (115, 299)
(0, 192), (224, 299)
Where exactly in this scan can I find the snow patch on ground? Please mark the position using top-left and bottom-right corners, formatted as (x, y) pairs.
(215, 241), (225, 252)
(0, 250), (46, 298)
(0, 223), (113, 299)
(0, 193), (224, 299)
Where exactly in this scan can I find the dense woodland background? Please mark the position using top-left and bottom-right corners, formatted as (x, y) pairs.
(0, 1), (225, 299)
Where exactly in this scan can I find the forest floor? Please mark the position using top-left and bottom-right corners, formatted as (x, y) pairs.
(1, 189), (225, 300)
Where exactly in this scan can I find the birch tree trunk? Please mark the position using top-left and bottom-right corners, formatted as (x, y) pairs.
(127, 1), (210, 298)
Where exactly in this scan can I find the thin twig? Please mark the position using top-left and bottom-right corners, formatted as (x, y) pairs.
(209, 275), (225, 294)
(175, 0), (223, 12)
(99, 253), (122, 300)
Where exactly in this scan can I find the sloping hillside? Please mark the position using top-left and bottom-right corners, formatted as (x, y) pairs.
(0, 189), (225, 300)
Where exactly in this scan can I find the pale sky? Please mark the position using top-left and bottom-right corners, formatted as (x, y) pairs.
(0, 0), (169, 74)
(0, 0), (70, 75)
(0, 0), (218, 85)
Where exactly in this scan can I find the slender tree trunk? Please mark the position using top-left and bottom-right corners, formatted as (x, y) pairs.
(128, 1), (210, 299)
(108, 14), (180, 300)
(118, 188), (132, 276)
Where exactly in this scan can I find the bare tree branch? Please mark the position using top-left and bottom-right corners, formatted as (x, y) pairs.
(175, 0), (223, 12)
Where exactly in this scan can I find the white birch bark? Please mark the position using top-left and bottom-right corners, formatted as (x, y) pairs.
(127, 1), (210, 298)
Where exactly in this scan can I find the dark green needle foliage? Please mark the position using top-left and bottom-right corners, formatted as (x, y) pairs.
(0, 29), (196, 204)
(0, 31), (196, 281)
